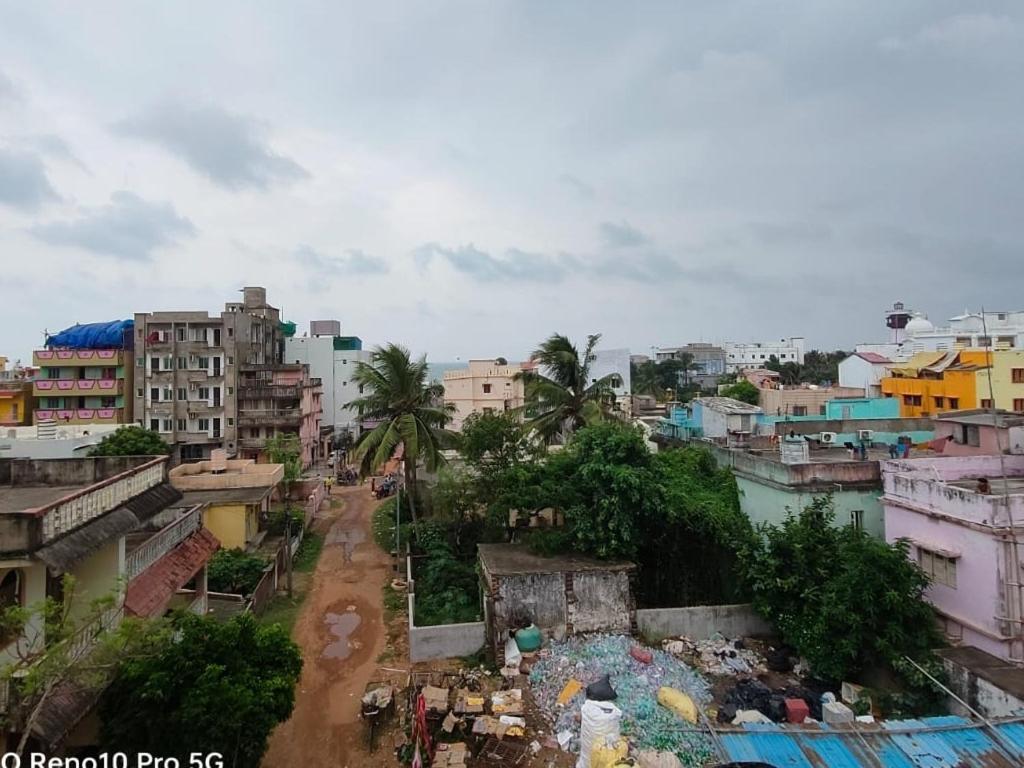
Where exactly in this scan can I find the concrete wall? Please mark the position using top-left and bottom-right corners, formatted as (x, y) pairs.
(204, 502), (249, 550)
(771, 416), (935, 447)
(571, 571), (633, 634)
(0, 455), (161, 486)
(71, 537), (124, 620)
(169, 459), (283, 490)
(939, 650), (1024, 718)
(409, 590), (487, 662)
(736, 475), (885, 538)
(760, 387), (867, 417)
(636, 603), (771, 641)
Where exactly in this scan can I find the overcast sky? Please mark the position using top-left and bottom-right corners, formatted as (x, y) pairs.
(2, 1), (1023, 364)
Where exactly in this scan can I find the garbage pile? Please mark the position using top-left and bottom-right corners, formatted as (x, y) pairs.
(716, 678), (823, 725)
(662, 633), (767, 677)
(528, 634), (715, 767)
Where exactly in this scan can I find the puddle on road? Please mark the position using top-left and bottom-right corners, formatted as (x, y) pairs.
(322, 607), (362, 660)
(330, 527), (367, 563)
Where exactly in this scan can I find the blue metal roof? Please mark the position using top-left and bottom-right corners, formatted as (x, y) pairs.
(718, 716), (1024, 767)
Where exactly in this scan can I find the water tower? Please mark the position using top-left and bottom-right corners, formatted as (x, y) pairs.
(885, 301), (913, 343)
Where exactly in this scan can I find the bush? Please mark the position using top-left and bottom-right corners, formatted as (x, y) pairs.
(266, 506), (304, 537)
(412, 521), (480, 626)
(207, 549), (268, 595)
(372, 497), (413, 553)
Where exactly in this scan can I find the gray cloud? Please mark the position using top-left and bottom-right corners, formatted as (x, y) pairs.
(24, 134), (89, 173)
(414, 242), (573, 282)
(600, 221), (649, 248)
(114, 102), (309, 190)
(880, 13), (1016, 52)
(0, 148), (59, 210)
(30, 191), (197, 260)
(294, 245), (389, 275)
(0, 70), (19, 104)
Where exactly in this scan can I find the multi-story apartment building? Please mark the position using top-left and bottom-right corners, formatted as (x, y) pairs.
(655, 343), (727, 389)
(284, 320), (371, 436)
(31, 321), (134, 427)
(132, 287), (284, 463)
(0, 455), (218, 751)
(443, 359), (530, 431)
(724, 337), (805, 373)
(237, 363), (323, 468)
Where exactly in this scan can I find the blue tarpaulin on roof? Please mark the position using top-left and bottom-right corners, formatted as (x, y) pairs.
(46, 320), (133, 350)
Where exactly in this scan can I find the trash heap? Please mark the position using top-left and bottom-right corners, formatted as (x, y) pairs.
(662, 633), (767, 677)
(528, 634), (715, 766)
(716, 678), (824, 725)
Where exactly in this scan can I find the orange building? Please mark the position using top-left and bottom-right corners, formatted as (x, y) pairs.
(880, 350), (1024, 417)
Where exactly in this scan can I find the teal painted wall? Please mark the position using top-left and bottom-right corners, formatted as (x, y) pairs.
(734, 476), (885, 539)
(825, 397), (900, 420)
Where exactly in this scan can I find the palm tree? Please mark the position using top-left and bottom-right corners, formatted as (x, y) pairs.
(516, 333), (620, 442)
(347, 343), (454, 524)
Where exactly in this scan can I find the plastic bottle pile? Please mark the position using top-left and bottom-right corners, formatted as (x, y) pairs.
(528, 634), (715, 766)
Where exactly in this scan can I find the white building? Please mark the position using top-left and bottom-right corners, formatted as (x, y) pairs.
(590, 349), (631, 399)
(0, 423), (119, 459)
(859, 305), (1024, 363)
(284, 321), (371, 434)
(442, 360), (527, 432)
(838, 352), (892, 397)
(724, 338), (805, 373)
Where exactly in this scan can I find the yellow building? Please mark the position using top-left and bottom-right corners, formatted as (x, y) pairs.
(881, 350), (1024, 417)
(0, 381), (32, 426)
(168, 454), (283, 551)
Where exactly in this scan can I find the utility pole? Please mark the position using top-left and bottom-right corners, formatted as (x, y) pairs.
(285, 514), (294, 598)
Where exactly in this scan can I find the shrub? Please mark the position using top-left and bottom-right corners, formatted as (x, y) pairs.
(207, 549), (268, 595)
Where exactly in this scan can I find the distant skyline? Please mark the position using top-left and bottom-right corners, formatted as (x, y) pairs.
(3, 2), (1024, 364)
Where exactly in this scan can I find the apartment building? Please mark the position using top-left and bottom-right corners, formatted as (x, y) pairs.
(724, 337), (805, 373)
(284, 320), (371, 435)
(443, 359), (529, 431)
(132, 287), (284, 463)
(0, 455), (218, 750)
(32, 320), (134, 427)
(237, 363), (323, 468)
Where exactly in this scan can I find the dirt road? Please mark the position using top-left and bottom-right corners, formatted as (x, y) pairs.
(263, 484), (398, 768)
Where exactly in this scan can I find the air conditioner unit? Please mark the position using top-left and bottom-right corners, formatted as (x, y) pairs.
(858, 429), (874, 441)
(820, 432), (838, 444)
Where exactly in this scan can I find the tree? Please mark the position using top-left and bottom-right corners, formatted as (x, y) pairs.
(88, 426), (169, 457)
(265, 433), (302, 497)
(347, 343), (455, 525)
(517, 333), (620, 442)
(741, 498), (943, 689)
(720, 379), (761, 405)
(100, 613), (302, 768)
(207, 549), (268, 595)
(630, 359), (658, 397)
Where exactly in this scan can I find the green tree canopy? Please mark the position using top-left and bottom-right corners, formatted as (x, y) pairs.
(517, 333), (620, 442)
(100, 614), (302, 768)
(347, 342), (455, 524)
(88, 426), (169, 456)
(207, 549), (268, 595)
(265, 433), (302, 493)
(720, 379), (761, 405)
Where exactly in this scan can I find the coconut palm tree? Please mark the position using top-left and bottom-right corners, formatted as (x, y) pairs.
(516, 333), (621, 442)
(347, 343), (454, 524)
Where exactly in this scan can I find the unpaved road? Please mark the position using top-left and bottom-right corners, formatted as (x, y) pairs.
(263, 484), (397, 767)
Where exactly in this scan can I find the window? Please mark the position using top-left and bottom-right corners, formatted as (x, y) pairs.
(198, 387), (210, 400)
(46, 367), (59, 379)
(10, 404), (18, 421)
(227, 418), (234, 426)
(948, 398), (959, 409)
(792, 406), (808, 416)
(176, 327), (186, 341)
(978, 336), (992, 347)
(483, 384), (492, 394)
(177, 356), (187, 370)
(149, 418), (159, 431)
(850, 510), (864, 531)
(136, 357), (144, 368)
(981, 399), (994, 409)
(228, 356), (234, 365)
(1014, 369), (1024, 384)
(918, 548), (958, 588)
(819, 405), (827, 416)
(198, 418), (210, 431)
(136, 388), (144, 398)
(163, 355), (174, 370)
(933, 396), (944, 409)
(150, 387), (159, 402)
(162, 387), (172, 401)
(954, 424), (981, 447)
(162, 419), (173, 432)
(227, 387), (233, 395)
(1015, 399), (1024, 412)
(780, 354), (787, 360)
(197, 356), (209, 369)
(150, 356), (160, 371)
(903, 394), (922, 406)
(227, 327), (233, 337)
(177, 419), (186, 431)
(100, 396), (115, 408)
(177, 387), (187, 401)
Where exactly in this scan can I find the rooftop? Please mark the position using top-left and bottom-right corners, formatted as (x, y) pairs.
(936, 409), (1024, 428)
(168, 458), (283, 491)
(179, 486), (275, 506)
(853, 351), (891, 364)
(0, 485), (83, 515)
(478, 543), (635, 576)
(693, 397), (763, 415)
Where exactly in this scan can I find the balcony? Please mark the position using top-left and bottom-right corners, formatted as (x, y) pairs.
(238, 385), (300, 399)
(238, 437), (267, 450)
(126, 506), (203, 580)
(34, 378), (123, 397)
(39, 458), (165, 542)
(33, 349), (124, 367)
(33, 408), (125, 425)
(237, 409), (301, 427)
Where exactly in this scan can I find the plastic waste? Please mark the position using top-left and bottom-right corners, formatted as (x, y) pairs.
(577, 700), (623, 768)
(591, 738), (628, 768)
(505, 636), (523, 667)
(657, 686), (698, 724)
(586, 674), (617, 701)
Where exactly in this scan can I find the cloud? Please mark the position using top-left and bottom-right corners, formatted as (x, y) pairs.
(558, 173), (595, 200)
(414, 242), (572, 282)
(113, 102), (309, 190)
(880, 14), (1016, 52)
(600, 220), (649, 248)
(0, 70), (20, 104)
(294, 245), (389, 275)
(30, 191), (197, 260)
(23, 134), (89, 173)
(0, 148), (59, 210)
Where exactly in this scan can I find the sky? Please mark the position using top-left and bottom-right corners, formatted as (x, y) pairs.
(2, 1), (1024, 364)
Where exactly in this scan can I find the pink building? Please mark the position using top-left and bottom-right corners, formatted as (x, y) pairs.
(237, 364), (323, 469)
(882, 455), (1024, 661)
(931, 409), (1024, 457)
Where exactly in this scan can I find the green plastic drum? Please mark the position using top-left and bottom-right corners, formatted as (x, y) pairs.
(514, 624), (542, 652)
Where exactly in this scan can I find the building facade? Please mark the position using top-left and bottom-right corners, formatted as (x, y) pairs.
(932, 410), (1024, 457)
(443, 359), (528, 431)
(838, 352), (892, 397)
(132, 287), (285, 463)
(724, 337), (805, 373)
(237, 363), (323, 468)
(590, 348), (631, 400)
(759, 385), (866, 418)
(655, 343), (727, 388)
(32, 321), (134, 427)
(284, 322), (371, 435)
(883, 455), (1024, 661)
(882, 350), (1024, 418)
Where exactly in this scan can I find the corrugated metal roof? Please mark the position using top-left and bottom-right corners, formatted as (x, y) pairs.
(718, 716), (1024, 767)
